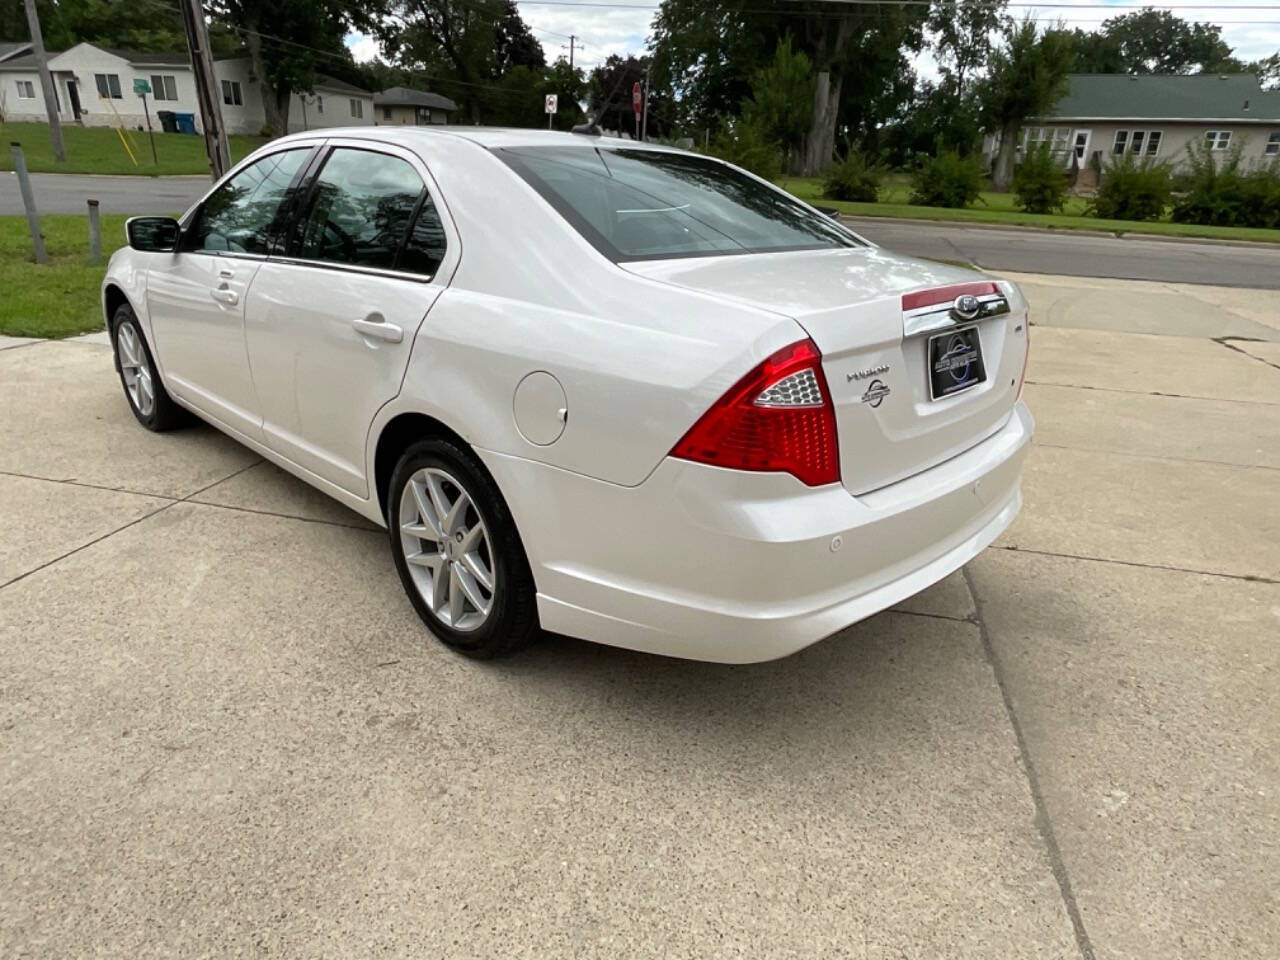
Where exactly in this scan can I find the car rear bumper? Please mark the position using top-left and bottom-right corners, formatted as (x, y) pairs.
(479, 401), (1033, 663)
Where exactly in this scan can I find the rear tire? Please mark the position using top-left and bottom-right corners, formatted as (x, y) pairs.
(111, 304), (186, 432)
(387, 438), (539, 659)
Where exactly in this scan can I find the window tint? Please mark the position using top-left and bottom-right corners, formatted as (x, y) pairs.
(294, 149), (423, 270)
(187, 148), (311, 255)
(398, 196), (448, 276)
(499, 146), (859, 261)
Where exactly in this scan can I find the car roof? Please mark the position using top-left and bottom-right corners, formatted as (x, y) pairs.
(270, 125), (691, 156)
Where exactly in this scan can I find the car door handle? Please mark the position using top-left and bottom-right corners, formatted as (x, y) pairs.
(218, 265), (235, 279)
(210, 287), (238, 305)
(352, 317), (403, 343)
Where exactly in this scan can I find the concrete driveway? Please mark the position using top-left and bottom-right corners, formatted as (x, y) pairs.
(1, 274), (1278, 958)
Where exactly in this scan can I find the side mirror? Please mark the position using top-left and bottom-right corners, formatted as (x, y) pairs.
(126, 216), (180, 252)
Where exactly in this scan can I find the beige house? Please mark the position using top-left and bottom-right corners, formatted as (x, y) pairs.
(990, 74), (1280, 177)
(373, 87), (458, 126)
(0, 41), (374, 135)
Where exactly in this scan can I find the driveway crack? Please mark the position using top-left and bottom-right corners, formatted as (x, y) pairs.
(963, 565), (1097, 960)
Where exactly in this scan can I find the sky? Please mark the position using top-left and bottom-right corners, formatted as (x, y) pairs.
(346, 1), (1280, 79)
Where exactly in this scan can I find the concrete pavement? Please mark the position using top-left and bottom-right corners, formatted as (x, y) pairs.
(1, 271), (1278, 957)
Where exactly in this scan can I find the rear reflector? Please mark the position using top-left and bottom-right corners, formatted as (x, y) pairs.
(671, 339), (839, 487)
(902, 281), (1001, 312)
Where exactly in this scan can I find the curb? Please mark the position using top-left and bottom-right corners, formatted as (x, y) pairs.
(838, 214), (1280, 251)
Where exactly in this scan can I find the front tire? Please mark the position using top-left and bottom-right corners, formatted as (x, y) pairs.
(388, 438), (539, 659)
(111, 304), (186, 431)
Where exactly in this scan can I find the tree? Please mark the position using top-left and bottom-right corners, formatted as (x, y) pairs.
(1249, 52), (1280, 90)
(211, 0), (375, 135)
(929, 0), (1005, 100)
(588, 54), (650, 136)
(1, 0), (198, 53)
(978, 17), (1074, 192)
(741, 36), (811, 170)
(494, 1), (544, 74)
(1072, 10), (1237, 75)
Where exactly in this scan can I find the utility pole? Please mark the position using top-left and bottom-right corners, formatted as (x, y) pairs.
(23, 0), (64, 163)
(178, 0), (230, 180)
(567, 35), (577, 69)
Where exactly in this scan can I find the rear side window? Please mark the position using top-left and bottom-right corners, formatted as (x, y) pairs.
(497, 146), (859, 261)
(293, 148), (424, 271)
(187, 148), (312, 254)
(398, 196), (448, 277)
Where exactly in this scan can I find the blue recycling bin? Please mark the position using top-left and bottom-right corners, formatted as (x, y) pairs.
(174, 112), (197, 135)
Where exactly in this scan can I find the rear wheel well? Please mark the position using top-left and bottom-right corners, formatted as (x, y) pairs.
(373, 413), (469, 521)
(103, 284), (130, 329)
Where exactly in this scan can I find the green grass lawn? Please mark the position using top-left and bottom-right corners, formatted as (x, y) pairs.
(1, 122), (270, 176)
(778, 175), (1280, 244)
(1, 213), (139, 338)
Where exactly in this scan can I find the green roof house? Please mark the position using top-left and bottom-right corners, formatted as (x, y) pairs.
(994, 73), (1280, 177)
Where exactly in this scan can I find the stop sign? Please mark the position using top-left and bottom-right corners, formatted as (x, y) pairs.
(632, 81), (642, 115)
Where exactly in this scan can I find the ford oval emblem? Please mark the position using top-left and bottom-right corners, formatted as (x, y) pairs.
(952, 294), (981, 321)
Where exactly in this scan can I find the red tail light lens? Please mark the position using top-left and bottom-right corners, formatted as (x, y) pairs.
(671, 339), (839, 486)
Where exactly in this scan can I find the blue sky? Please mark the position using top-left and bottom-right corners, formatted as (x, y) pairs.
(347, 1), (1280, 77)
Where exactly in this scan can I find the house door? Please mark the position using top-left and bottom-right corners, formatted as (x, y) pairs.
(66, 79), (82, 121)
(1073, 130), (1091, 162)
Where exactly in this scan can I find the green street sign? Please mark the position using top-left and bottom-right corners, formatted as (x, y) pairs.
(133, 78), (151, 95)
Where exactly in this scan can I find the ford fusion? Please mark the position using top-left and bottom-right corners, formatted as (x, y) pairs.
(104, 128), (1033, 663)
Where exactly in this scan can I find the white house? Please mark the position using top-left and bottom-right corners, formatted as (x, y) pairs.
(0, 41), (373, 135)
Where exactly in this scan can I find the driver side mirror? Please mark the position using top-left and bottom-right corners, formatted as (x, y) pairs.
(126, 216), (180, 252)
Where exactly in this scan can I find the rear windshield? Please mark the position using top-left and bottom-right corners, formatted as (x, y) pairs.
(496, 145), (860, 262)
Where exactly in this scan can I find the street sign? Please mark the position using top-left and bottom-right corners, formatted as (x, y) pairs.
(544, 94), (558, 114)
(632, 82), (642, 115)
(133, 78), (151, 95)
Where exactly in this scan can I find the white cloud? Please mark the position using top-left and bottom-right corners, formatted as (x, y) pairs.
(345, 32), (381, 64)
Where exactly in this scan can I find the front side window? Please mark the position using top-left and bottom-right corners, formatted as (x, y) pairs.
(17, 79), (34, 98)
(293, 148), (423, 270)
(1266, 132), (1280, 156)
(186, 148), (312, 254)
(499, 146), (860, 262)
(151, 74), (178, 101)
(1205, 130), (1232, 151)
(95, 73), (122, 99)
(222, 80), (242, 106)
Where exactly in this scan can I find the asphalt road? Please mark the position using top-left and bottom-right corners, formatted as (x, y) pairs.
(5, 171), (1280, 289)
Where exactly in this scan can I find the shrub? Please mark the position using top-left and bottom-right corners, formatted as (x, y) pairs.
(1171, 138), (1280, 228)
(823, 151), (881, 202)
(1011, 143), (1068, 214)
(909, 150), (984, 208)
(707, 118), (783, 182)
(1090, 153), (1172, 222)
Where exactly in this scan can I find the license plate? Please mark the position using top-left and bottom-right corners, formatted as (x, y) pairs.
(928, 325), (986, 400)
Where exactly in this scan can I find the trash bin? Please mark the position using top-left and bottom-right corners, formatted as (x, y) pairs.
(174, 112), (197, 135)
(157, 110), (177, 133)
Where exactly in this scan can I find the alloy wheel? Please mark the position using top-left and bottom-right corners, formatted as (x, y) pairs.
(116, 321), (155, 418)
(398, 467), (497, 632)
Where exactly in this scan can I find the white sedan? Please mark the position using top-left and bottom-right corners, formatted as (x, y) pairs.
(103, 127), (1032, 663)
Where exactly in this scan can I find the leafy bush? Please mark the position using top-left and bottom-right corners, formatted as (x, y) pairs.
(1171, 139), (1280, 229)
(909, 150), (984, 208)
(707, 118), (783, 182)
(1090, 153), (1172, 222)
(1011, 143), (1068, 214)
(823, 151), (881, 202)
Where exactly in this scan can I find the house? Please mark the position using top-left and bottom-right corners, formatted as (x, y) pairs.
(373, 86), (458, 126)
(997, 74), (1280, 178)
(0, 41), (374, 135)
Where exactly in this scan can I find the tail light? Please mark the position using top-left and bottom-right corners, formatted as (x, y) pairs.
(671, 339), (839, 486)
(1016, 312), (1030, 400)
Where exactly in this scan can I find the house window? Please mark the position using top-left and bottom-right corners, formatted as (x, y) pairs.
(1205, 130), (1232, 151)
(316, 95), (323, 114)
(1265, 132), (1279, 156)
(382, 106), (393, 121)
(1022, 126), (1070, 157)
(16, 80), (35, 99)
(1146, 131), (1163, 156)
(150, 75), (178, 101)
(221, 79), (242, 106)
(1112, 130), (1128, 155)
(95, 73), (122, 99)
(1113, 129), (1162, 157)
(349, 98), (363, 119)
(1130, 131), (1146, 156)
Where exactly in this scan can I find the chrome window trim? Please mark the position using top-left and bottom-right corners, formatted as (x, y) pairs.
(266, 255), (436, 285)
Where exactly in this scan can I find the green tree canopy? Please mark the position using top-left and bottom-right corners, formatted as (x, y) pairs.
(1071, 10), (1237, 75)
